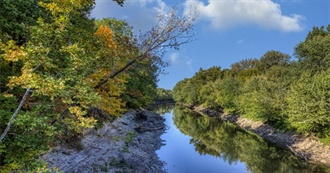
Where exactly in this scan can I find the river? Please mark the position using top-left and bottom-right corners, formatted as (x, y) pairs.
(152, 104), (330, 173)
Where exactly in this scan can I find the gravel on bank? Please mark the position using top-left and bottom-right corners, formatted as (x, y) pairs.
(42, 109), (166, 173)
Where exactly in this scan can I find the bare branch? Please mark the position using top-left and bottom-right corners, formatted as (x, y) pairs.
(94, 6), (197, 89)
(0, 38), (57, 141)
(94, 59), (137, 89)
(0, 88), (32, 141)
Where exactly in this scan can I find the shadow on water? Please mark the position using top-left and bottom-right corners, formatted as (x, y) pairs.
(155, 104), (330, 173)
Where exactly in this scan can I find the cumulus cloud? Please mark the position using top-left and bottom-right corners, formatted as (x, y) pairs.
(184, 0), (303, 32)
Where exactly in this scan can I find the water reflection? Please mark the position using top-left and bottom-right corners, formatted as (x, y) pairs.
(148, 103), (175, 115)
(156, 105), (330, 173)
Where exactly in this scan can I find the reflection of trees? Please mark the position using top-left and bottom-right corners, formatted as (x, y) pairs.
(173, 107), (330, 173)
(149, 103), (175, 115)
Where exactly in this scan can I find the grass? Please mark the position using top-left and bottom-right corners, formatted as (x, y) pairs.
(124, 132), (136, 144)
(319, 136), (330, 146)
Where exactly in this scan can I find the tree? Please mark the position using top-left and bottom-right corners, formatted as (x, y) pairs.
(199, 81), (219, 109)
(0, 0), (50, 45)
(173, 66), (222, 106)
(294, 25), (330, 71)
(1, 0), (99, 170)
(122, 57), (160, 108)
(257, 50), (291, 74)
(230, 58), (259, 82)
(1, 2), (197, 136)
(94, 18), (166, 108)
(156, 88), (173, 101)
(173, 78), (189, 103)
(215, 77), (241, 113)
(93, 6), (197, 89)
(231, 58), (259, 74)
(286, 69), (330, 136)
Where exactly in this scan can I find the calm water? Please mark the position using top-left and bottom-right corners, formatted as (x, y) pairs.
(153, 104), (330, 173)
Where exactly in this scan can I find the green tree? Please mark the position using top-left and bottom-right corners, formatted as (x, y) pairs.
(173, 78), (190, 103)
(257, 50), (290, 74)
(230, 59), (259, 82)
(173, 66), (222, 105)
(295, 25), (330, 71)
(236, 76), (269, 121)
(198, 81), (218, 109)
(286, 69), (330, 136)
(215, 77), (241, 113)
(122, 57), (160, 108)
(0, 0), (50, 44)
(156, 88), (173, 101)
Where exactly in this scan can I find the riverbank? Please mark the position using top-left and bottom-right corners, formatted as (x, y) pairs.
(193, 106), (330, 167)
(42, 109), (166, 173)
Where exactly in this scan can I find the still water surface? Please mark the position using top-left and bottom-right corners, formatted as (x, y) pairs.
(154, 104), (330, 173)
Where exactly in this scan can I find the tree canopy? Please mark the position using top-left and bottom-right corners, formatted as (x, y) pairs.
(173, 26), (330, 144)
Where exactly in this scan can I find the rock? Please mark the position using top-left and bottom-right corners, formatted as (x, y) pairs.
(200, 108), (223, 117)
(42, 110), (166, 173)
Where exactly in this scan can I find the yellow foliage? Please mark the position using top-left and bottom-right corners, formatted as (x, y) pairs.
(96, 77), (127, 116)
(0, 40), (26, 62)
(68, 106), (97, 129)
(87, 68), (128, 115)
(39, 0), (95, 15)
(95, 25), (117, 50)
(2, 92), (14, 98)
(0, 162), (22, 173)
(87, 25), (130, 115)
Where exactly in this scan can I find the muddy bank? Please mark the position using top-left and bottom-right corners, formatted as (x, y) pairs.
(194, 106), (330, 167)
(42, 110), (166, 173)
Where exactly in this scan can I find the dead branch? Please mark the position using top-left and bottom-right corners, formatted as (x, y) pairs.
(0, 88), (32, 141)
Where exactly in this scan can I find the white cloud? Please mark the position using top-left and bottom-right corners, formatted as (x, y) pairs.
(184, 0), (303, 32)
(169, 52), (179, 63)
(167, 52), (193, 70)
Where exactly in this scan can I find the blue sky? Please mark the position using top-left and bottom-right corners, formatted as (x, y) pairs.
(92, 0), (330, 90)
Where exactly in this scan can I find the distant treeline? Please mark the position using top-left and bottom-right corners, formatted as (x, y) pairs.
(173, 25), (330, 144)
(155, 88), (174, 101)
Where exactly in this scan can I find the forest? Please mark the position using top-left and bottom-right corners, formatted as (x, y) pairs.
(0, 0), (194, 171)
(173, 25), (330, 145)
